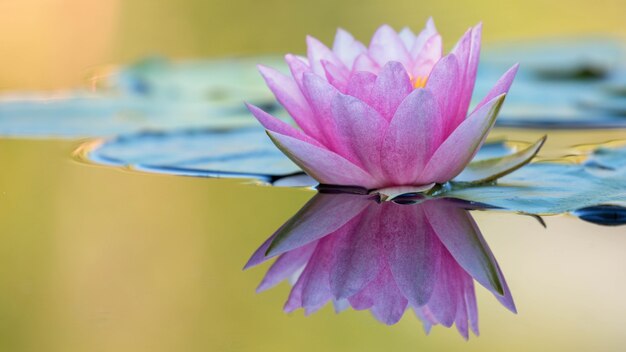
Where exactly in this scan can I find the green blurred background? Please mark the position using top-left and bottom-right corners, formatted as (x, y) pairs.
(1, 0), (625, 90)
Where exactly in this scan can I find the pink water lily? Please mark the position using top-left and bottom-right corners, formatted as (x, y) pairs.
(247, 19), (524, 190)
(245, 193), (516, 338)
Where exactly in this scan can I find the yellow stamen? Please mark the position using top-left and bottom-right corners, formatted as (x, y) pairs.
(412, 76), (427, 89)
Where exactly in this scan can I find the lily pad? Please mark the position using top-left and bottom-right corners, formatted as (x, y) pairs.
(0, 56), (286, 138)
(476, 38), (626, 128)
(98, 56), (285, 108)
(83, 128), (530, 185)
(84, 123), (626, 216)
(442, 144), (626, 214)
(85, 127), (302, 182)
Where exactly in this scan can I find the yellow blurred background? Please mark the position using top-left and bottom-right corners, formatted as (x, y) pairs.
(1, 0), (625, 91)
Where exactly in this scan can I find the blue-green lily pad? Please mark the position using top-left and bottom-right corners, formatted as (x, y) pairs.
(0, 56), (286, 138)
(84, 124), (626, 217)
(441, 144), (626, 214)
(83, 128), (528, 184)
(476, 38), (626, 128)
(99, 56), (284, 108)
(86, 127), (302, 182)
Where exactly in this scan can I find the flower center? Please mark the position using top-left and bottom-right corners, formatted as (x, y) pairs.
(412, 76), (427, 89)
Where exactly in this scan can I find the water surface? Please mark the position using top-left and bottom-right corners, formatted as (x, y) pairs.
(0, 129), (625, 351)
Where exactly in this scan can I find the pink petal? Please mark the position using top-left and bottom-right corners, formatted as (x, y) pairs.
(381, 88), (442, 185)
(353, 53), (380, 73)
(368, 25), (411, 67)
(398, 27), (416, 48)
(246, 103), (323, 148)
(410, 34), (442, 80)
(267, 131), (378, 188)
(330, 205), (382, 299)
(348, 265), (408, 325)
(426, 246), (458, 328)
(423, 200), (516, 313)
(450, 23), (482, 129)
(345, 71), (377, 104)
(369, 266), (409, 325)
(284, 272), (305, 312)
(257, 65), (321, 140)
(333, 298), (350, 313)
(257, 243), (316, 292)
(299, 236), (338, 314)
(348, 290), (374, 310)
(491, 259), (517, 313)
(301, 72), (359, 158)
(421, 94), (505, 183)
(284, 54), (311, 91)
(302, 72), (342, 151)
(472, 64), (519, 113)
(464, 274), (480, 335)
(425, 54), (462, 137)
(410, 17), (439, 58)
(425, 200), (499, 292)
(244, 231), (277, 269)
(413, 307), (435, 334)
(452, 266), (472, 339)
(307, 35), (345, 77)
(382, 203), (438, 306)
(331, 93), (388, 179)
(265, 193), (372, 257)
(321, 60), (350, 92)
(370, 61), (414, 121)
(332, 28), (367, 68)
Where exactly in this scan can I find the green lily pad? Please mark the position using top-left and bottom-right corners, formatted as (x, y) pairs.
(441, 144), (626, 214)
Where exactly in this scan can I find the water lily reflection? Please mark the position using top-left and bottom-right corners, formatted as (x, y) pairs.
(246, 193), (516, 338)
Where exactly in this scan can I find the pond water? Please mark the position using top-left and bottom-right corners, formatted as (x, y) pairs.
(0, 126), (624, 351)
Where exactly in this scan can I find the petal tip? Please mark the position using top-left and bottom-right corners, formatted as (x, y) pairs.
(306, 35), (322, 47)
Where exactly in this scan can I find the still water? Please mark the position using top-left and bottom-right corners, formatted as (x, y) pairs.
(0, 127), (625, 352)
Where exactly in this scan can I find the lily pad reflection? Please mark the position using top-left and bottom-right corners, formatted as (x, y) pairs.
(573, 205), (626, 226)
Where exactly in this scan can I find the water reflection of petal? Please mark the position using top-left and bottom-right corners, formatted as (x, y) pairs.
(246, 192), (518, 338)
